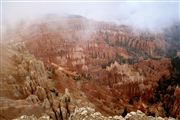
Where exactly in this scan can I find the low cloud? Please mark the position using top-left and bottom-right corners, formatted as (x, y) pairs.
(2, 1), (180, 31)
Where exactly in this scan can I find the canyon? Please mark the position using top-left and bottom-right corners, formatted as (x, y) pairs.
(1, 16), (180, 119)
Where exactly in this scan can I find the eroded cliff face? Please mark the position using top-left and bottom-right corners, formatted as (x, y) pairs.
(10, 17), (166, 71)
(2, 17), (179, 119)
(81, 59), (172, 116)
(1, 43), (177, 120)
(0, 44), (81, 120)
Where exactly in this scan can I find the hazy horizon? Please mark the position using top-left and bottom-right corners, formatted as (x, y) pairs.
(2, 0), (180, 31)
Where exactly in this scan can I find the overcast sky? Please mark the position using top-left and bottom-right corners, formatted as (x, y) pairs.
(1, 0), (180, 31)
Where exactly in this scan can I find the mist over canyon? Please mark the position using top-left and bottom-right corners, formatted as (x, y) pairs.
(1, 1), (180, 120)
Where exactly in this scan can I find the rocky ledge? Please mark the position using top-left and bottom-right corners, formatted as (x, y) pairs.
(14, 107), (176, 120)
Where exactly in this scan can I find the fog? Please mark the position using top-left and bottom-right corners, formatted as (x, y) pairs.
(2, 0), (180, 31)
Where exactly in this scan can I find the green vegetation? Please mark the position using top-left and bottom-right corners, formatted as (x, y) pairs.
(73, 75), (81, 81)
(104, 32), (110, 44)
(172, 56), (180, 71)
(148, 56), (180, 117)
(164, 22), (180, 58)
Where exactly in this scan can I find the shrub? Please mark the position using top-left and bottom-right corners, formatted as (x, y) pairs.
(73, 75), (81, 81)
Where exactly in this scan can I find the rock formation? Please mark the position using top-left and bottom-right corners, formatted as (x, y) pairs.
(0, 44), (77, 120)
(14, 107), (177, 120)
(2, 16), (179, 119)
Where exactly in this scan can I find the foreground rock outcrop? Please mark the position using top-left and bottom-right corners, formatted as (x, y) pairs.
(14, 107), (177, 120)
(0, 44), (77, 120)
